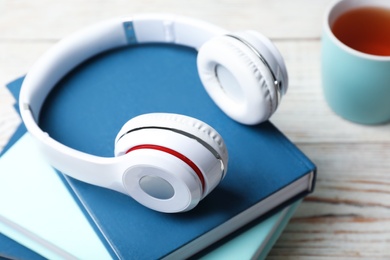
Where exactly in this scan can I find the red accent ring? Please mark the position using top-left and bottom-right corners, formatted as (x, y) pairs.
(126, 145), (205, 194)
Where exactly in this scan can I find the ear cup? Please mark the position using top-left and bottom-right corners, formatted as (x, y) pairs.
(197, 31), (288, 125)
(236, 31), (288, 95)
(114, 113), (228, 213)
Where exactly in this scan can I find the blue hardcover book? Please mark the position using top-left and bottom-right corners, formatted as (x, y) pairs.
(0, 127), (299, 259)
(0, 100), (301, 260)
(1, 44), (316, 259)
(200, 199), (301, 260)
(0, 128), (300, 259)
(0, 233), (44, 260)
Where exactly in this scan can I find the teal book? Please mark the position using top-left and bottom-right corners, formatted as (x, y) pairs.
(0, 233), (44, 260)
(0, 43), (316, 259)
(0, 133), (114, 259)
(0, 132), (300, 259)
(201, 200), (300, 260)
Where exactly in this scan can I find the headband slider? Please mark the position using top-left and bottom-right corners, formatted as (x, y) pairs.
(123, 21), (138, 44)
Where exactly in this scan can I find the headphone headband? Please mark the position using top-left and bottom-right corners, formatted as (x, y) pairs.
(19, 14), (288, 212)
(21, 14), (227, 121)
(19, 14), (227, 191)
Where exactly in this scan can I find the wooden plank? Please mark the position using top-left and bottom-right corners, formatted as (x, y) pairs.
(1, 1), (389, 258)
(0, 0), (332, 40)
(271, 40), (390, 144)
(0, 41), (54, 86)
(270, 142), (390, 259)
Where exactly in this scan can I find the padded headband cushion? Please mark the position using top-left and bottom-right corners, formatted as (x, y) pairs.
(20, 15), (228, 124)
(197, 34), (277, 125)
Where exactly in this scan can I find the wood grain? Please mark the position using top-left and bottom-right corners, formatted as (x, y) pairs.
(1, 0), (389, 259)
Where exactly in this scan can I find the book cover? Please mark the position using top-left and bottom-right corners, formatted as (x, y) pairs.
(0, 129), (301, 259)
(2, 43), (316, 259)
(0, 133), (114, 260)
(199, 199), (301, 260)
(0, 232), (44, 260)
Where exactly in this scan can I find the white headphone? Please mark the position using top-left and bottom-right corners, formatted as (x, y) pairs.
(19, 14), (288, 213)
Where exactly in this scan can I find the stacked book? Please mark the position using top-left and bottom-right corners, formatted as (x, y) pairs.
(0, 44), (316, 259)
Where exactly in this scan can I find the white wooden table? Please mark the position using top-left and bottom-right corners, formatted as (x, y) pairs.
(1, 0), (389, 259)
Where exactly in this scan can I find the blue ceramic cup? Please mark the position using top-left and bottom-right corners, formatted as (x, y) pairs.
(322, 0), (390, 124)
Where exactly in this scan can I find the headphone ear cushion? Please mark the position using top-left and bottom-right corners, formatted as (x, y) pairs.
(115, 113), (228, 168)
(114, 113), (228, 212)
(197, 34), (280, 125)
(238, 30), (288, 96)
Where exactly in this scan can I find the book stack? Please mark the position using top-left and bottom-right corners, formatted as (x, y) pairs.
(0, 44), (316, 259)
